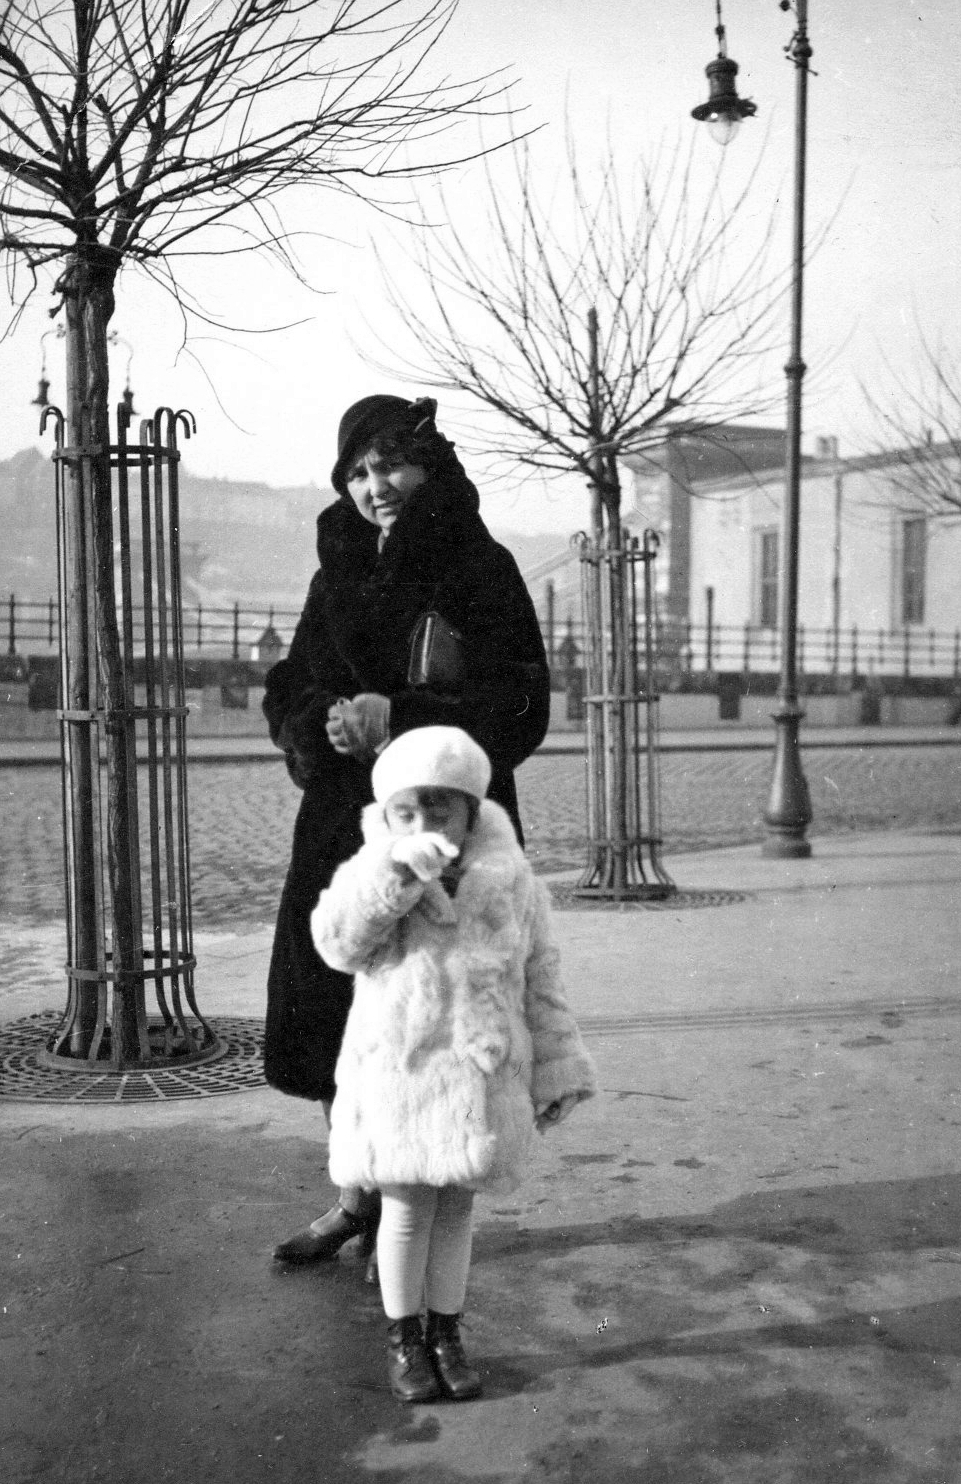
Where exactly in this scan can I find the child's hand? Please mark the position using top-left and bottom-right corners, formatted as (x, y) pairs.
(390, 832), (459, 883)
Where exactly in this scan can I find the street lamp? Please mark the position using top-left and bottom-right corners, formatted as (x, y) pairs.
(108, 330), (138, 422)
(693, 0), (813, 858)
(691, 0), (757, 145)
(31, 324), (65, 409)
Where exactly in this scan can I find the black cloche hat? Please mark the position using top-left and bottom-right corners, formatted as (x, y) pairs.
(330, 395), (438, 495)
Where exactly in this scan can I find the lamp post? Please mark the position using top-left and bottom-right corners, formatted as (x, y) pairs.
(693, 0), (813, 857)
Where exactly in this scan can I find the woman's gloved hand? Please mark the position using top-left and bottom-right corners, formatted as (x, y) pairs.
(390, 832), (460, 883)
(326, 694), (390, 760)
(535, 1094), (584, 1133)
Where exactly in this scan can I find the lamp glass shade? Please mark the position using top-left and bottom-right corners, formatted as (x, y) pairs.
(707, 112), (741, 146)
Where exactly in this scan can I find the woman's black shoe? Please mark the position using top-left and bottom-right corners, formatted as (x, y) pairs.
(425, 1311), (483, 1400)
(272, 1203), (366, 1264)
(386, 1316), (441, 1403)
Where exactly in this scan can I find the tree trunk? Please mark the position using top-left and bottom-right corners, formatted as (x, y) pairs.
(601, 460), (630, 894)
(63, 248), (144, 1061)
(61, 288), (99, 1051)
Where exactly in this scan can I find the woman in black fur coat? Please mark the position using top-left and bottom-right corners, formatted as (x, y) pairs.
(263, 394), (551, 1265)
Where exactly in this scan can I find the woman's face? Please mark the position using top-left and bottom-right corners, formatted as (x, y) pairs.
(345, 446), (427, 534)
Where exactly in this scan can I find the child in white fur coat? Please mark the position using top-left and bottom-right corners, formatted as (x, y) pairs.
(311, 726), (596, 1404)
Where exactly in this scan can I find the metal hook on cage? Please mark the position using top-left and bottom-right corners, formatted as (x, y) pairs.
(151, 406), (195, 450)
(151, 407), (174, 442)
(39, 403), (65, 444)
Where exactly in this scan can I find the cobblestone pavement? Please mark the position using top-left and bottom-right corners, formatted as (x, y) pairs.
(3, 744), (960, 927)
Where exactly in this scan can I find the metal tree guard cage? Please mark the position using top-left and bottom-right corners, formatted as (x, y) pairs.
(576, 528), (675, 901)
(41, 404), (219, 1071)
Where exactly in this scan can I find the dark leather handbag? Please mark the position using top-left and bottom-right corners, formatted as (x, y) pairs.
(407, 610), (465, 694)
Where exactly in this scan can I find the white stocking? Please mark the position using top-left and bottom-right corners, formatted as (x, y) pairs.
(378, 1185), (475, 1320)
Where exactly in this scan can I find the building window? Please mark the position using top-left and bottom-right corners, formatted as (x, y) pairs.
(901, 517), (926, 625)
(754, 527), (779, 629)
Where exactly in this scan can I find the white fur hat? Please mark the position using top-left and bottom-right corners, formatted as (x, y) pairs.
(372, 726), (492, 804)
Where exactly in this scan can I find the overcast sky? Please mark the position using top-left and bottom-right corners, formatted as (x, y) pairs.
(2, 0), (959, 534)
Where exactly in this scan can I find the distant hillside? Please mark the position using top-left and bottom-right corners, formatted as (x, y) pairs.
(0, 448), (336, 609)
(0, 448), (575, 616)
(0, 449), (56, 597)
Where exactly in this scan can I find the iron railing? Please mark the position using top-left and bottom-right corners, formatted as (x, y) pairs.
(5, 591), (961, 680)
(549, 616), (961, 681)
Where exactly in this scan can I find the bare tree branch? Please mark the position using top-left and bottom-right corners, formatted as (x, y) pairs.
(0, 0), (521, 315)
(860, 323), (961, 517)
(366, 133), (790, 531)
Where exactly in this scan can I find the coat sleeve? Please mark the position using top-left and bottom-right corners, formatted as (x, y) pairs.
(262, 570), (351, 788)
(310, 841), (424, 974)
(523, 878), (598, 1112)
(388, 542), (550, 773)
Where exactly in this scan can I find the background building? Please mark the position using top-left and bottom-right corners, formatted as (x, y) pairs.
(625, 428), (961, 679)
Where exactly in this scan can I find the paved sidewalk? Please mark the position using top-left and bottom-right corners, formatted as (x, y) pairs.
(2, 832), (961, 1482)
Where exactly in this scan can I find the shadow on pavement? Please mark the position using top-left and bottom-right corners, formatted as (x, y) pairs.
(4, 1123), (960, 1483)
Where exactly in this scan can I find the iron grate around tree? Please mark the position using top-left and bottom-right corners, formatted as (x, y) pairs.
(548, 884), (753, 911)
(0, 1012), (267, 1103)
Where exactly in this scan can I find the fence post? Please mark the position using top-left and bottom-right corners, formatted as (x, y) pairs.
(195, 602), (203, 652)
(47, 596), (55, 646)
(232, 601), (240, 660)
(851, 624), (858, 681)
(705, 585), (714, 672)
(903, 626), (910, 678)
(7, 592), (14, 656)
(742, 622), (751, 674)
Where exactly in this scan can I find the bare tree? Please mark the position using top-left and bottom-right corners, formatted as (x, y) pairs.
(370, 137), (787, 896)
(372, 136), (787, 540)
(0, 0), (513, 1060)
(861, 327), (961, 517)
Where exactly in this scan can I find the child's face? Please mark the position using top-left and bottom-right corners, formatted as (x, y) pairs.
(384, 787), (472, 853)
